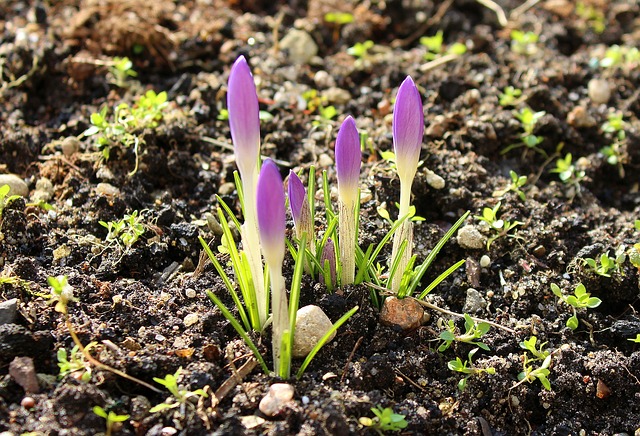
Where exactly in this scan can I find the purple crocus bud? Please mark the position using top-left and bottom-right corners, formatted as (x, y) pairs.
(393, 76), (424, 184)
(228, 56), (261, 178)
(320, 238), (336, 288)
(257, 159), (285, 267)
(335, 116), (361, 205)
(288, 170), (306, 227)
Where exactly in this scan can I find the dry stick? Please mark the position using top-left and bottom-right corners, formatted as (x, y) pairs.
(395, 368), (427, 392)
(419, 53), (461, 73)
(214, 357), (259, 403)
(340, 336), (364, 384)
(391, 0), (454, 48)
(475, 0), (508, 27)
(64, 316), (163, 393)
(414, 298), (515, 333)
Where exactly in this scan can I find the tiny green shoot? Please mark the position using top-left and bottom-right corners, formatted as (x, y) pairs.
(359, 406), (408, 434)
(93, 405), (129, 436)
(551, 283), (601, 330)
(149, 368), (208, 413)
(499, 86), (523, 107)
(510, 30), (539, 56)
(492, 170), (527, 201)
(513, 336), (552, 390)
(448, 347), (495, 391)
(474, 202), (523, 249)
(438, 313), (491, 352)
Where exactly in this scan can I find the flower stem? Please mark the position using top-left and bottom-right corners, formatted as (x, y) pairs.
(269, 263), (289, 378)
(391, 178), (413, 293)
(339, 199), (356, 285)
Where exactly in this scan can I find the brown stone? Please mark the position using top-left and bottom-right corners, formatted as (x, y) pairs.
(379, 296), (424, 331)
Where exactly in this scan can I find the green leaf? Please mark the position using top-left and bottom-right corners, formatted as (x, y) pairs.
(566, 315), (579, 330)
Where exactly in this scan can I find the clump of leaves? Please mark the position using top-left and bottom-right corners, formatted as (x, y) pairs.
(302, 89), (338, 126)
(474, 201), (523, 249)
(582, 247), (625, 277)
(492, 170), (527, 201)
(57, 343), (96, 382)
(439, 313), (491, 352)
(599, 45), (640, 69)
(499, 86), (524, 107)
(420, 30), (467, 61)
(510, 30), (539, 56)
(93, 405), (129, 436)
(551, 283), (601, 330)
(575, 2), (606, 34)
(448, 347), (496, 391)
(600, 112), (628, 178)
(359, 406), (408, 434)
(150, 368), (208, 413)
(84, 90), (169, 175)
(347, 40), (374, 59)
(514, 336), (552, 390)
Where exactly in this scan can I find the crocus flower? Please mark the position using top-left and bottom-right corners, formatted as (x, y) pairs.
(288, 170), (308, 234)
(335, 116), (361, 206)
(228, 56), (261, 178)
(257, 159), (286, 267)
(393, 76), (424, 185)
(320, 238), (336, 289)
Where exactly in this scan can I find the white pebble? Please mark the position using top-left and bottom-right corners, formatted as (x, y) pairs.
(183, 314), (199, 327)
(292, 305), (335, 358)
(480, 255), (491, 268)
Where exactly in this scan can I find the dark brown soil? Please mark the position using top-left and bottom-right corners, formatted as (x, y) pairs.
(1, 1), (640, 435)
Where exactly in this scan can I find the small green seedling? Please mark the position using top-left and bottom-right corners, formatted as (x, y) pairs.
(324, 11), (354, 25)
(347, 40), (374, 59)
(629, 334), (640, 343)
(0, 184), (22, 223)
(582, 248), (625, 277)
(99, 210), (146, 249)
(551, 283), (601, 330)
(502, 107), (546, 157)
(420, 30), (467, 61)
(108, 57), (137, 88)
(47, 275), (76, 315)
(599, 45), (640, 69)
(93, 405), (129, 436)
(513, 336), (551, 390)
(149, 368), (208, 413)
(510, 30), (539, 56)
(630, 220), (640, 269)
(58, 343), (96, 382)
(499, 86), (523, 107)
(359, 406), (408, 434)
(493, 170), (527, 201)
(474, 201), (523, 249)
(576, 2), (605, 34)
(550, 153), (585, 197)
(439, 313), (491, 352)
(448, 347), (496, 391)
(600, 112), (628, 177)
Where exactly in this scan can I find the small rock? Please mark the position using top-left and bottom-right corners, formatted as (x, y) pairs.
(259, 383), (295, 417)
(218, 182), (236, 196)
(379, 296), (424, 331)
(279, 29), (318, 64)
(9, 356), (40, 393)
(21, 396), (36, 408)
(480, 255), (491, 268)
(463, 288), (486, 313)
(317, 153), (333, 169)
(425, 169), (445, 189)
(323, 87), (351, 105)
(567, 106), (596, 128)
(313, 70), (335, 88)
(457, 225), (486, 249)
(96, 166), (115, 182)
(292, 305), (334, 358)
(95, 183), (120, 197)
(0, 174), (29, 197)
(183, 313), (199, 327)
(61, 136), (80, 157)
(588, 78), (611, 104)
(0, 298), (18, 325)
(31, 178), (53, 203)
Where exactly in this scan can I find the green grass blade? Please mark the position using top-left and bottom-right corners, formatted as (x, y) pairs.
(280, 329), (292, 379)
(206, 291), (268, 373)
(387, 238), (408, 288)
(289, 234), (307, 353)
(199, 237), (250, 330)
(233, 170), (245, 217)
(417, 259), (466, 299)
(296, 306), (359, 379)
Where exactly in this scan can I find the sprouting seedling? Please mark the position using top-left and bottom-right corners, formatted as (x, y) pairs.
(149, 367), (208, 413)
(390, 76), (424, 293)
(501, 107), (546, 157)
(99, 210), (147, 249)
(57, 343), (95, 382)
(347, 40), (374, 59)
(492, 170), (527, 201)
(510, 30), (539, 56)
(629, 334), (640, 343)
(324, 11), (354, 43)
(474, 201), (523, 249)
(420, 30), (467, 61)
(257, 158), (292, 378)
(599, 45), (640, 69)
(107, 56), (137, 88)
(438, 313), (491, 352)
(359, 406), (408, 435)
(513, 336), (552, 390)
(582, 248), (625, 277)
(448, 347), (496, 391)
(93, 405), (129, 436)
(576, 2), (606, 34)
(227, 55), (267, 328)
(499, 86), (524, 107)
(600, 111), (628, 178)
(0, 184), (22, 224)
(550, 153), (585, 198)
(551, 282), (601, 330)
(335, 116), (362, 286)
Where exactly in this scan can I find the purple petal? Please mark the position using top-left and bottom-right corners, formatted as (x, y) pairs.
(257, 159), (286, 265)
(335, 116), (361, 202)
(393, 76), (424, 177)
(228, 56), (261, 176)
(320, 238), (336, 287)
(287, 170), (306, 224)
